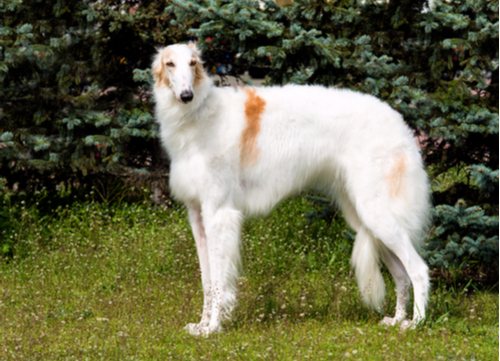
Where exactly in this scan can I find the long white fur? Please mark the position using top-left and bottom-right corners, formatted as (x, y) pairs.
(152, 44), (431, 335)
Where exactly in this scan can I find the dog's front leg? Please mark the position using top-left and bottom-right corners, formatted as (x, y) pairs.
(184, 206), (213, 336)
(201, 204), (242, 335)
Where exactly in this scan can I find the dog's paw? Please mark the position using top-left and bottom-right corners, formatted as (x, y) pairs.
(184, 323), (204, 336)
(401, 317), (425, 330)
(379, 316), (399, 326)
(184, 323), (221, 336)
(400, 319), (416, 330)
(381, 317), (422, 330)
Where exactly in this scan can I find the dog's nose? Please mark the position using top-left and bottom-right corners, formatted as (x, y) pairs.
(180, 90), (194, 103)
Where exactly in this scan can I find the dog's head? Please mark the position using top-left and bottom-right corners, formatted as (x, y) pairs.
(152, 43), (205, 104)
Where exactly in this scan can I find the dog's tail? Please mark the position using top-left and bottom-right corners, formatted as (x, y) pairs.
(350, 227), (385, 311)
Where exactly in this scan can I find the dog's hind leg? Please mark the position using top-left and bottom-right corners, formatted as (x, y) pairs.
(358, 206), (429, 329)
(184, 206), (213, 336)
(397, 243), (429, 329)
(379, 248), (411, 326)
(199, 204), (242, 335)
(385, 235), (428, 329)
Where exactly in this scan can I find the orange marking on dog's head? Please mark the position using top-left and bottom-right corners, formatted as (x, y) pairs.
(152, 47), (176, 88)
(240, 88), (266, 167)
(387, 153), (407, 198)
(193, 57), (205, 87)
(187, 43), (205, 87)
(153, 45), (205, 89)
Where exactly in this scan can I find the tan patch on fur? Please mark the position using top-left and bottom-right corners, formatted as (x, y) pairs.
(193, 58), (205, 87)
(187, 43), (205, 86)
(153, 47), (176, 88)
(240, 88), (266, 167)
(153, 45), (204, 88)
(387, 153), (407, 198)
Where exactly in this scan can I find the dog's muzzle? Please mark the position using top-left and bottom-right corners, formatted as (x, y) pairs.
(180, 90), (194, 103)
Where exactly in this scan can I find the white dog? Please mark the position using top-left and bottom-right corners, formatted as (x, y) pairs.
(152, 43), (431, 335)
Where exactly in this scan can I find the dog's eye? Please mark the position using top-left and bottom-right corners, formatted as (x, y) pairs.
(189, 60), (197, 66)
(166, 61), (175, 67)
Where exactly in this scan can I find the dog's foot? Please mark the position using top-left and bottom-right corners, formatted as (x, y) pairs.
(184, 323), (211, 336)
(400, 317), (424, 330)
(379, 316), (399, 326)
(184, 323), (221, 336)
(380, 317), (421, 330)
(400, 319), (416, 330)
(185, 323), (202, 336)
(380, 317), (418, 330)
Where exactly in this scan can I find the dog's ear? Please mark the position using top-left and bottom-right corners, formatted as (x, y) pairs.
(188, 43), (206, 86)
(187, 41), (202, 57)
(152, 49), (168, 87)
(193, 60), (206, 87)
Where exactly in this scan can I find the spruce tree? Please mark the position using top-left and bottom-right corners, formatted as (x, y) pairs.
(0, 0), (189, 192)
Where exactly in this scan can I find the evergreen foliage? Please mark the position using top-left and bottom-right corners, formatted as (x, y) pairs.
(424, 199), (498, 270)
(0, 0), (189, 191)
(1, 0), (498, 275)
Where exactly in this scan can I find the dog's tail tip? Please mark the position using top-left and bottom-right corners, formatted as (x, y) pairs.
(350, 229), (386, 311)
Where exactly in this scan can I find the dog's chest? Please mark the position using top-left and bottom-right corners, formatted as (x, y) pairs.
(169, 154), (208, 204)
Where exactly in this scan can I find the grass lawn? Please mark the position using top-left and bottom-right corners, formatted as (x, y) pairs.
(0, 196), (498, 360)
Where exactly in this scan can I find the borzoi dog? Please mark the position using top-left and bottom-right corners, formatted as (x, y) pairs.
(152, 43), (431, 335)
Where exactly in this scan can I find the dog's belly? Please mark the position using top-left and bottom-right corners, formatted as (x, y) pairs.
(236, 153), (341, 217)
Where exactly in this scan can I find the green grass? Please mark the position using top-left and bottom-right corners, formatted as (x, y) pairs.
(0, 197), (498, 360)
